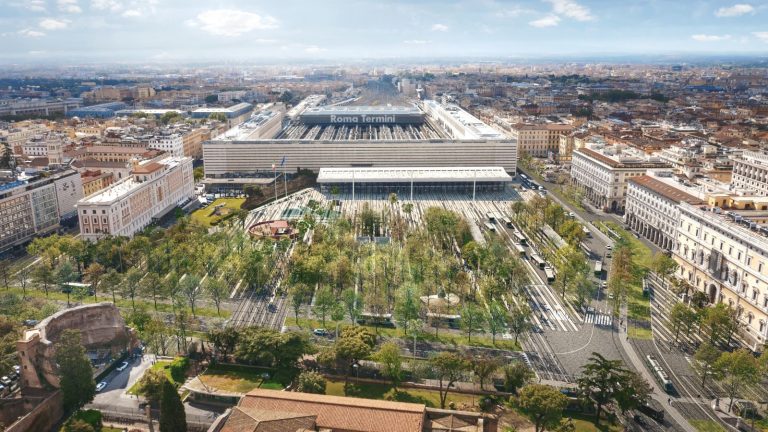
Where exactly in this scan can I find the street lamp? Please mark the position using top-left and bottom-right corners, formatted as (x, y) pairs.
(352, 363), (359, 380)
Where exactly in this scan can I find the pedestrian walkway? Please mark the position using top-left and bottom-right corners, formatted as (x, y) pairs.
(584, 312), (612, 326)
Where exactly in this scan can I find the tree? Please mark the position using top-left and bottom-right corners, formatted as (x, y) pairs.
(553, 245), (589, 299)
(57, 261), (77, 306)
(693, 343), (722, 389)
(403, 203), (413, 215)
(136, 368), (168, 403)
(374, 342), (403, 390)
(121, 267), (143, 312)
(296, 371), (327, 394)
(460, 302), (485, 343)
(651, 252), (678, 281)
(33, 264), (55, 297)
(394, 283), (421, 334)
(83, 263), (104, 301)
(204, 94), (218, 104)
(508, 303), (533, 346)
(139, 272), (162, 311)
(577, 352), (632, 424)
(102, 269), (122, 304)
(614, 370), (652, 414)
(703, 303), (739, 348)
(17, 266), (31, 300)
(0, 261), (10, 290)
(207, 327), (240, 361)
(193, 166), (204, 182)
(503, 361), (534, 394)
(179, 274), (202, 317)
(290, 284), (311, 326)
(144, 318), (173, 356)
(668, 303), (695, 344)
(430, 351), (468, 409)
(607, 242), (634, 316)
(204, 277), (228, 316)
(335, 327), (375, 388)
(160, 111), (182, 125)
(56, 329), (96, 413)
(314, 286), (335, 328)
(715, 348), (761, 411)
(485, 300), (508, 345)
(341, 288), (363, 325)
(517, 384), (568, 432)
(159, 379), (187, 432)
(472, 355), (501, 391)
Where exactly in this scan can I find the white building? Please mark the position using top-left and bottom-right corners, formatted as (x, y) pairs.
(570, 144), (670, 213)
(625, 171), (704, 251)
(675, 203), (768, 351)
(76, 157), (194, 241)
(731, 151), (768, 196)
(147, 134), (184, 157)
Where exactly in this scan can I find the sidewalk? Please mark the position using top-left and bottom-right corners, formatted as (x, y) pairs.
(617, 305), (697, 432)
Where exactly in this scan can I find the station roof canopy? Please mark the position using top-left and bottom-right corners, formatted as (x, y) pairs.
(317, 166), (512, 183)
(303, 105), (421, 116)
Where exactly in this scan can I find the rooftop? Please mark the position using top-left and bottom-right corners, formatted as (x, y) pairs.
(302, 105), (422, 116)
(576, 146), (670, 169)
(628, 175), (705, 204)
(317, 166), (513, 183)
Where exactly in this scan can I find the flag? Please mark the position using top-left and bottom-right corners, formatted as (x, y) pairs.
(280, 156), (286, 167)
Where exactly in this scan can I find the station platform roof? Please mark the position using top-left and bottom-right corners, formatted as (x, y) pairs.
(317, 166), (512, 183)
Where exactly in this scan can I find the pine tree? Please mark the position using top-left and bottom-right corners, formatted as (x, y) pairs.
(56, 330), (96, 413)
(159, 380), (187, 432)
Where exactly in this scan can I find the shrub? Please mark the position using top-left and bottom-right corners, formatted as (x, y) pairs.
(169, 357), (190, 384)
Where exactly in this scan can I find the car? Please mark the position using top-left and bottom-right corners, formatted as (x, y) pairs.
(542, 304), (552, 312)
(606, 244), (612, 251)
(96, 381), (108, 392)
(0, 376), (10, 386)
(115, 361), (129, 372)
(601, 281), (608, 289)
(606, 251), (612, 258)
(313, 328), (328, 336)
(607, 292), (615, 299)
(12, 365), (19, 374)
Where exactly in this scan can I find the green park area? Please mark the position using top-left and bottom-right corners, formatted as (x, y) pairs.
(324, 380), (476, 409)
(190, 197), (246, 226)
(197, 364), (283, 394)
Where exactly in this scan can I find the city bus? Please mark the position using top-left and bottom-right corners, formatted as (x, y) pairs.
(502, 217), (513, 228)
(582, 226), (592, 238)
(513, 231), (528, 245)
(486, 212), (497, 222)
(544, 266), (556, 283)
(357, 312), (395, 328)
(531, 254), (546, 269)
(61, 282), (93, 295)
(594, 260), (603, 276)
(513, 243), (526, 257)
(484, 222), (497, 232)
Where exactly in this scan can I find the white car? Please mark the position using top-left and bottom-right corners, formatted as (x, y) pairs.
(116, 361), (129, 372)
(313, 328), (328, 336)
(96, 381), (108, 392)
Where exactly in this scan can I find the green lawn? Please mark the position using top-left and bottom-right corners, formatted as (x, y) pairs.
(627, 326), (653, 340)
(295, 318), (520, 351)
(127, 360), (173, 395)
(324, 380), (476, 409)
(199, 368), (264, 393)
(190, 198), (245, 227)
(567, 412), (623, 432)
(690, 420), (727, 432)
(596, 221), (653, 325)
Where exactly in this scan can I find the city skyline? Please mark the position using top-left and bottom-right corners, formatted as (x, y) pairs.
(2, 0), (768, 63)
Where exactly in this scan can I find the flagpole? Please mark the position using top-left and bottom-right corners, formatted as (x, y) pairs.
(273, 163), (277, 201)
(283, 165), (288, 197)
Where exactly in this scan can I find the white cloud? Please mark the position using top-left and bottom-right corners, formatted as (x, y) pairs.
(39, 18), (70, 30)
(403, 39), (431, 44)
(18, 28), (46, 37)
(304, 45), (327, 53)
(495, 6), (532, 18)
(715, 4), (755, 17)
(544, 0), (593, 21)
(91, 0), (122, 12)
(691, 34), (732, 42)
(187, 9), (279, 37)
(122, 9), (141, 17)
(29, 50), (47, 55)
(431, 23), (449, 32)
(58, 0), (82, 13)
(26, 0), (47, 12)
(529, 15), (560, 27)
(752, 32), (768, 42)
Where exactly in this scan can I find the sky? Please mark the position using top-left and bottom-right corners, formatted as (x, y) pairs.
(1, 0), (768, 63)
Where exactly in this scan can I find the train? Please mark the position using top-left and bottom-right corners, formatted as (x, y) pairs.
(645, 354), (674, 393)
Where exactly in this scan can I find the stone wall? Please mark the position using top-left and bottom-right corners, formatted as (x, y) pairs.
(17, 302), (137, 389)
(4, 390), (62, 432)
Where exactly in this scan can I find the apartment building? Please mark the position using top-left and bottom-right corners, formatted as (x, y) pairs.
(76, 156), (194, 241)
(675, 203), (768, 351)
(1, 122), (49, 155)
(81, 170), (115, 198)
(570, 144), (670, 213)
(147, 133), (184, 157)
(180, 127), (210, 159)
(625, 172), (704, 251)
(509, 123), (573, 158)
(731, 151), (768, 195)
(557, 131), (594, 163)
(0, 170), (83, 252)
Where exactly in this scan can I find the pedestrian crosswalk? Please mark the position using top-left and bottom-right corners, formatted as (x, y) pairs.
(584, 312), (613, 326)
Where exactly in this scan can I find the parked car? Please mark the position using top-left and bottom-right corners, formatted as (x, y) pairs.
(312, 328), (328, 336)
(96, 381), (108, 392)
(0, 376), (10, 386)
(116, 361), (129, 372)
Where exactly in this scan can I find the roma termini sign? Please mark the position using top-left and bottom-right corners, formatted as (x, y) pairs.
(329, 114), (396, 124)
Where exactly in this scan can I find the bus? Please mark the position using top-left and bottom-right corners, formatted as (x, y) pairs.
(531, 254), (546, 269)
(646, 354), (674, 393)
(484, 222), (497, 232)
(486, 212), (497, 222)
(544, 266), (555, 283)
(513, 231), (527, 245)
(582, 226), (592, 238)
(62, 282), (93, 295)
(357, 312), (395, 328)
(513, 243), (526, 257)
(502, 217), (513, 228)
(594, 260), (603, 276)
